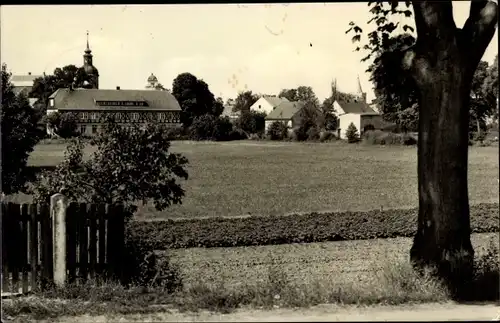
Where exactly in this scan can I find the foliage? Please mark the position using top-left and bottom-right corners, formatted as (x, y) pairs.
(127, 203), (499, 250)
(266, 121), (289, 140)
(279, 86), (320, 108)
(164, 126), (189, 141)
(234, 110), (266, 135)
(232, 91), (260, 113)
(171, 73), (224, 127)
(1, 64), (43, 195)
(363, 130), (417, 145)
(319, 130), (336, 142)
(29, 120), (189, 215)
(189, 114), (235, 141)
(29, 65), (91, 106)
(44, 111), (79, 138)
(345, 122), (359, 143)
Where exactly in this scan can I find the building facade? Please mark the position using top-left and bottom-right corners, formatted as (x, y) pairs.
(46, 34), (182, 136)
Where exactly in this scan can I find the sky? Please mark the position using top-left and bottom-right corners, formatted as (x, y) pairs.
(1, 3), (498, 103)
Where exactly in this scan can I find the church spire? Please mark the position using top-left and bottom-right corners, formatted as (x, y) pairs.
(356, 75), (363, 94)
(356, 75), (367, 103)
(85, 31), (91, 54)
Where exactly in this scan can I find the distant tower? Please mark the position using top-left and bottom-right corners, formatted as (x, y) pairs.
(146, 73), (159, 90)
(355, 75), (366, 103)
(82, 32), (99, 89)
(331, 78), (338, 101)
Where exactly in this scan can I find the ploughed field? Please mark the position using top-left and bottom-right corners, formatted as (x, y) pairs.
(164, 233), (498, 288)
(19, 140), (500, 220)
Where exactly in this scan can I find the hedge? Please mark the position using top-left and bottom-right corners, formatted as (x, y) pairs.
(127, 203), (499, 250)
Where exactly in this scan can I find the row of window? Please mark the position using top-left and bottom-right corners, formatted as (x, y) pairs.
(78, 112), (180, 122)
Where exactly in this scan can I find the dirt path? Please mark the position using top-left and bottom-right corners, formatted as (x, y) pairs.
(46, 303), (500, 322)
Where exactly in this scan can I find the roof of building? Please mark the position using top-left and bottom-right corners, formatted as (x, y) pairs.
(48, 88), (182, 111)
(11, 74), (41, 87)
(262, 95), (289, 107)
(337, 100), (379, 115)
(13, 86), (32, 96)
(265, 101), (305, 120)
(221, 103), (240, 118)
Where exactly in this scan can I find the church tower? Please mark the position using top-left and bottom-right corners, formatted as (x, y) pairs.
(146, 73), (159, 90)
(82, 32), (99, 89)
(355, 75), (366, 103)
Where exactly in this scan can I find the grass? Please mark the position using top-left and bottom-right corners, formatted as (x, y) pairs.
(12, 140), (499, 220)
(3, 233), (497, 321)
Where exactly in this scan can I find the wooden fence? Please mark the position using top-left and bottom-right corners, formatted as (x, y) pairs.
(1, 194), (126, 296)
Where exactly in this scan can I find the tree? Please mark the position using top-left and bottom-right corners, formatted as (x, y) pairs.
(234, 110), (266, 135)
(267, 121), (288, 141)
(279, 86), (320, 108)
(1, 64), (43, 195)
(347, 1), (498, 297)
(30, 120), (189, 215)
(44, 111), (79, 138)
(345, 122), (359, 143)
(470, 61), (491, 138)
(171, 73), (223, 127)
(278, 88), (299, 102)
(30, 65), (90, 107)
(482, 54), (498, 121)
(189, 114), (234, 141)
(232, 91), (259, 113)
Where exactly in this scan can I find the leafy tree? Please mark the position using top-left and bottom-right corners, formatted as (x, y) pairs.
(469, 61), (491, 138)
(171, 73), (223, 127)
(189, 114), (234, 141)
(234, 110), (266, 135)
(30, 65), (90, 107)
(1, 64), (43, 195)
(232, 91), (259, 113)
(45, 111), (79, 138)
(267, 121), (288, 140)
(348, 1), (498, 296)
(279, 86), (320, 108)
(482, 54), (498, 120)
(345, 122), (359, 143)
(30, 120), (189, 215)
(278, 88), (299, 102)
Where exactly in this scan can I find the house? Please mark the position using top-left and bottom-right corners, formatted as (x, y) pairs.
(47, 87), (182, 136)
(249, 95), (289, 114)
(11, 72), (41, 107)
(264, 101), (305, 133)
(221, 99), (240, 122)
(333, 100), (384, 139)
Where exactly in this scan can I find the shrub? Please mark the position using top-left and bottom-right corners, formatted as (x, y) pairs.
(44, 111), (79, 138)
(293, 119), (316, 142)
(363, 130), (417, 146)
(228, 128), (248, 141)
(189, 114), (234, 141)
(234, 111), (266, 136)
(127, 203), (499, 250)
(267, 121), (288, 140)
(345, 122), (359, 143)
(306, 126), (320, 141)
(319, 130), (336, 142)
(249, 133), (261, 140)
(165, 126), (188, 140)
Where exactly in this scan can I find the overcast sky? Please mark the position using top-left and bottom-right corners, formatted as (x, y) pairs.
(1, 3), (498, 102)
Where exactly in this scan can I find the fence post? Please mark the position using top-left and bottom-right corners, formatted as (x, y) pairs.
(51, 193), (68, 287)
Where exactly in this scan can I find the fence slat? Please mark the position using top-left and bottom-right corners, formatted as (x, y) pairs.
(20, 205), (30, 293)
(114, 205), (125, 282)
(106, 204), (117, 280)
(66, 203), (77, 284)
(40, 204), (52, 288)
(29, 204), (39, 291)
(88, 205), (98, 279)
(9, 203), (21, 293)
(78, 203), (88, 281)
(97, 204), (106, 275)
(2, 203), (10, 293)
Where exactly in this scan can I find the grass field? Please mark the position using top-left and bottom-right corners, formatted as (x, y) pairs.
(165, 232), (498, 289)
(20, 140), (499, 219)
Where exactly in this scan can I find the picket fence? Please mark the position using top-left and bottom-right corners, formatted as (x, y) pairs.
(1, 196), (126, 296)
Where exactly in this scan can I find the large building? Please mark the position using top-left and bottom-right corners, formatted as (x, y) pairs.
(46, 34), (182, 136)
(11, 72), (41, 107)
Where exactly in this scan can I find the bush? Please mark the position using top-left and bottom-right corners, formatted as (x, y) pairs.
(165, 126), (189, 140)
(44, 111), (79, 138)
(319, 131), (336, 142)
(306, 126), (320, 141)
(234, 111), (266, 136)
(228, 128), (248, 141)
(345, 122), (359, 143)
(189, 114), (234, 141)
(127, 203), (499, 250)
(267, 121), (288, 140)
(363, 130), (417, 146)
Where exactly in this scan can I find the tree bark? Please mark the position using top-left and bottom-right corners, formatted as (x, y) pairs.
(407, 1), (498, 298)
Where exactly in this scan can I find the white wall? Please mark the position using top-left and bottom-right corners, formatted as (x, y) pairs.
(338, 114), (361, 139)
(250, 98), (276, 114)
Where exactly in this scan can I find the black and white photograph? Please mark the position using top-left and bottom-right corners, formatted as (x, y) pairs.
(1, 2), (499, 321)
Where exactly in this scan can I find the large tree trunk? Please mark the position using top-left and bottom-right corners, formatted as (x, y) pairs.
(407, 0), (498, 299)
(409, 53), (474, 296)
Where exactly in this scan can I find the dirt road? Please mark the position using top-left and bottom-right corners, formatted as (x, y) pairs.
(47, 303), (499, 322)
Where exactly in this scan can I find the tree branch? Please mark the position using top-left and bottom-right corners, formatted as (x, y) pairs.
(412, 1), (457, 43)
(461, 1), (498, 66)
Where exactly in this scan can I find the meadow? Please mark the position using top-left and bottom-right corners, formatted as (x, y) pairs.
(21, 140), (499, 220)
